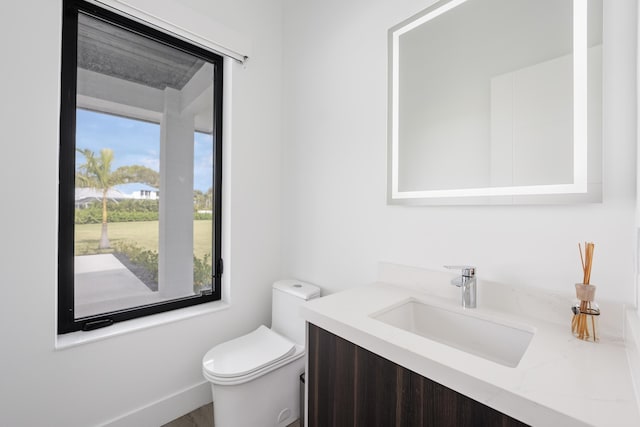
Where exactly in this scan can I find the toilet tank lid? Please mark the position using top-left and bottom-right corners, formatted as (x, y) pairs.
(273, 279), (320, 300)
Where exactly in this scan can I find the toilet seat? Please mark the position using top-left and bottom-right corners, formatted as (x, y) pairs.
(202, 325), (302, 385)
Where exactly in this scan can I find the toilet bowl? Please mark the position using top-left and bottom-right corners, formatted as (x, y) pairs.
(202, 280), (320, 427)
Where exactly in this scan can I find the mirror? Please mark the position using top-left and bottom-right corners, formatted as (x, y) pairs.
(388, 0), (602, 205)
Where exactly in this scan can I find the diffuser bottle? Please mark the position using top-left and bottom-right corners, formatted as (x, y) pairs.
(571, 283), (599, 342)
(572, 242), (599, 342)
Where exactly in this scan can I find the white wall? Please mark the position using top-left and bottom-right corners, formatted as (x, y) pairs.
(281, 0), (637, 304)
(0, 0), (283, 425)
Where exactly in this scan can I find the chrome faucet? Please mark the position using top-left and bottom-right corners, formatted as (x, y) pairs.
(445, 265), (476, 308)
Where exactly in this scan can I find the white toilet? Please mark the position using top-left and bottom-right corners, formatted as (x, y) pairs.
(202, 279), (320, 427)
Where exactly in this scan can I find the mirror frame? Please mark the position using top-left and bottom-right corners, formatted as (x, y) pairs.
(387, 0), (602, 205)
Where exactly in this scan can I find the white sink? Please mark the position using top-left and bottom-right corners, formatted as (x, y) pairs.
(371, 299), (534, 368)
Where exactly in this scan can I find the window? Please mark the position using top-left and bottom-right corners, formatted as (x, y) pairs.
(58, 0), (223, 334)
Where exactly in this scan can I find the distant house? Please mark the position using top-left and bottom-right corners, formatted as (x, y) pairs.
(75, 188), (129, 209)
(114, 183), (159, 200)
(75, 183), (159, 209)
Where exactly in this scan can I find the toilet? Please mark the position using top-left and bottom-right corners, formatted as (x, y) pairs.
(202, 280), (320, 427)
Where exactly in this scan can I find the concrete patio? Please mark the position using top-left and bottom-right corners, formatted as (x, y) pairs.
(74, 253), (167, 318)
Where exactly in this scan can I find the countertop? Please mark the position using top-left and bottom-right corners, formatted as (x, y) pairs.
(300, 267), (640, 427)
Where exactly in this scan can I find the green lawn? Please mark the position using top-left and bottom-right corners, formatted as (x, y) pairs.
(75, 220), (213, 258)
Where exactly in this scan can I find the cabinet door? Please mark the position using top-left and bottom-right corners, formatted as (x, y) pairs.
(410, 372), (528, 427)
(308, 324), (528, 427)
(308, 324), (411, 426)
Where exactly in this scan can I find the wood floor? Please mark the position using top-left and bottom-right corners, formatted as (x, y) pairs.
(162, 404), (301, 427)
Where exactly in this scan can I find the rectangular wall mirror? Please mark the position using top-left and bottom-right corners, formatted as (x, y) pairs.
(388, 0), (602, 205)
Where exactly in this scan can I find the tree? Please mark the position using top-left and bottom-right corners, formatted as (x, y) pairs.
(193, 189), (205, 211)
(76, 148), (160, 249)
(193, 187), (213, 211)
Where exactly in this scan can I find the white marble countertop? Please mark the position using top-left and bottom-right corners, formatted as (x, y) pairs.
(300, 266), (640, 427)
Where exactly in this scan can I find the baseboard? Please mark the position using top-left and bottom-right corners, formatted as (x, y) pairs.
(625, 308), (640, 411)
(100, 381), (212, 427)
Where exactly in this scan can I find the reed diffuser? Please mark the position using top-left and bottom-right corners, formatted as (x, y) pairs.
(571, 242), (600, 342)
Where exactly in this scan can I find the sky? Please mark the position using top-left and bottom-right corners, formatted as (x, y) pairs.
(75, 108), (213, 192)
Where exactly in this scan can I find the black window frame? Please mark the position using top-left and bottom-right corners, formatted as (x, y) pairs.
(58, 0), (223, 334)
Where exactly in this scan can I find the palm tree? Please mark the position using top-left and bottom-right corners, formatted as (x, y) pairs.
(76, 148), (160, 249)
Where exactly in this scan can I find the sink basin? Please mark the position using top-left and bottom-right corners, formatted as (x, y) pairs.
(371, 299), (534, 367)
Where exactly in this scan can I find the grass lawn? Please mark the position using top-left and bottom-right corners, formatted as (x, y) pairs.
(75, 220), (213, 259)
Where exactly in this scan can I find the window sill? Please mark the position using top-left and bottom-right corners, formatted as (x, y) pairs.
(55, 300), (230, 350)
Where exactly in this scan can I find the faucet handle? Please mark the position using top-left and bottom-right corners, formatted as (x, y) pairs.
(444, 265), (476, 277)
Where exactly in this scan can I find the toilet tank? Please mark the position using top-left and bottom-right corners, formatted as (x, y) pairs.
(271, 279), (321, 346)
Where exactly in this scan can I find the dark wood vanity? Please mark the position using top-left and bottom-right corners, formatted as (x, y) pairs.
(307, 324), (528, 427)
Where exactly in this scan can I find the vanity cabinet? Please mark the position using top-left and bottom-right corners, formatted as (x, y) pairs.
(307, 324), (528, 427)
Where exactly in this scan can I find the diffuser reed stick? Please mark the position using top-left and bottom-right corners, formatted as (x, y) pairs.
(571, 242), (598, 341)
(581, 242), (594, 285)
